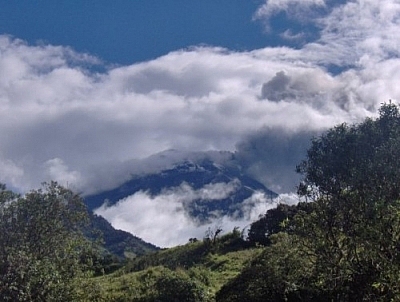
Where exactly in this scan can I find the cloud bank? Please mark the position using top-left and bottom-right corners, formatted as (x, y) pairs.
(0, 0), (400, 199)
(95, 182), (297, 247)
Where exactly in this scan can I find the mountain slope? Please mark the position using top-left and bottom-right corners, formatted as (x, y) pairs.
(88, 213), (159, 258)
(85, 157), (278, 223)
(97, 231), (263, 301)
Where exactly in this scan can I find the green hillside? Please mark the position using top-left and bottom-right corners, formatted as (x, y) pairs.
(88, 212), (159, 258)
(96, 230), (262, 301)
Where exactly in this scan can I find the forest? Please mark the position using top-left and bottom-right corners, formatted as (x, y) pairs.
(2, 102), (400, 301)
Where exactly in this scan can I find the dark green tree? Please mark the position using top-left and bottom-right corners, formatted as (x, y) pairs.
(120, 267), (210, 302)
(296, 102), (400, 201)
(216, 233), (319, 302)
(0, 182), (101, 301)
(247, 202), (314, 246)
(153, 272), (209, 302)
(218, 102), (400, 301)
(293, 102), (400, 299)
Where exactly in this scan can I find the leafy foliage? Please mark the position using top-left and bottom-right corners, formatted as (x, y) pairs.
(152, 269), (210, 302)
(217, 102), (400, 301)
(0, 182), (102, 301)
(99, 266), (212, 302)
(216, 233), (318, 302)
(296, 102), (400, 201)
(292, 102), (400, 299)
(247, 202), (314, 246)
(125, 230), (249, 274)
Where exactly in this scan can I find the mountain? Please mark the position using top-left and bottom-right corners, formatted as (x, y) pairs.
(87, 212), (159, 258)
(85, 152), (278, 224)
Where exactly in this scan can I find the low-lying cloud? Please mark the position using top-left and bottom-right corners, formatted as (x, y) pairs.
(95, 182), (295, 247)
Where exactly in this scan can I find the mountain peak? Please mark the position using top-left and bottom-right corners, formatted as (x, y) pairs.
(84, 153), (278, 247)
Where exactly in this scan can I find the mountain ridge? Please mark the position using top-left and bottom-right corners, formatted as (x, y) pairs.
(85, 155), (278, 222)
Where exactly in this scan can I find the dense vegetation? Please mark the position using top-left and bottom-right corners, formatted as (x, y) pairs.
(0, 182), (104, 301)
(218, 102), (400, 301)
(2, 102), (400, 301)
(98, 230), (261, 301)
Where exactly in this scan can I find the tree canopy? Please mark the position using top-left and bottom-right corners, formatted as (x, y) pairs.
(0, 182), (102, 301)
(296, 102), (400, 201)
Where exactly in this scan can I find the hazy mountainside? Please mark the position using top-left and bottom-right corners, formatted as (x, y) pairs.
(88, 213), (159, 258)
(85, 156), (278, 223)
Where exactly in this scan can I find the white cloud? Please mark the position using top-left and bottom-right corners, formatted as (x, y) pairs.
(95, 183), (279, 247)
(255, 0), (326, 16)
(0, 38), (343, 194)
(254, 0), (327, 29)
(44, 158), (82, 189)
(304, 0), (400, 67)
(0, 157), (24, 190)
(0, 0), (400, 199)
(95, 190), (191, 247)
(1, 0), (400, 246)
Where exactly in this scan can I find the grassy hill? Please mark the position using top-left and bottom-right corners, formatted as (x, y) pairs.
(95, 230), (262, 301)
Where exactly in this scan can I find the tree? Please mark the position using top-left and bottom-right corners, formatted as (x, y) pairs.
(115, 266), (210, 302)
(218, 102), (400, 301)
(293, 102), (400, 299)
(247, 202), (314, 246)
(216, 233), (319, 302)
(296, 102), (400, 201)
(291, 195), (400, 300)
(153, 271), (209, 302)
(0, 182), (100, 301)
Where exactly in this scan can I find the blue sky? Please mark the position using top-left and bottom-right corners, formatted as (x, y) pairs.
(1, 1), (400, 245)
(0, 0), (331, 65)
(0, 1), (270, 65)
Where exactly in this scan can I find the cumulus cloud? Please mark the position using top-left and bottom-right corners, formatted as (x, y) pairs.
(0, 0), (400, 199)
(95, 182), (279, 247)
(0, 158), (24, 190)
(235, 128), (316, 193)
(0, 38), (341, 194)
(1, 0), (400, 246)
(261, 71), (297, 101)
(44, 158), (82, 188)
